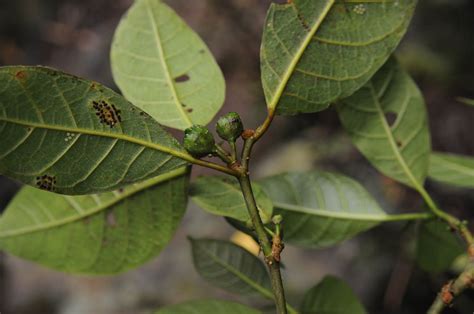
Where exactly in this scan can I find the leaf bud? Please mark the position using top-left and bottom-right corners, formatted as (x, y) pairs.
(272, 214), (283, 225)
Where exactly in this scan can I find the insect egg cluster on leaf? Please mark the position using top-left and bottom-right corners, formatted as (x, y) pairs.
(92, 100), (122, 128)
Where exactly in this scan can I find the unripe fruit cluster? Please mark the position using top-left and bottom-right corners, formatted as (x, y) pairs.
(183, 112), (244, 157)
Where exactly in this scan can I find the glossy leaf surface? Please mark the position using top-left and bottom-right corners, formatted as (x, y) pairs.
(301, 276), (367, 314)
(189, 176), (273, 223)
(259, 171), (387, 248)
(416, 220), (463, 273)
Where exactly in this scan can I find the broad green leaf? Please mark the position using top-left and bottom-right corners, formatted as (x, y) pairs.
(111, 0), (225, 130)
(156, 300), (261, 314)
(0, 167), (189, 274)
(416, 220), (463, 273)
(337, 58), (431, 189)
(457, 97), (474, 107)
(189, 176), (273, 224)
(189, 238), (272, 298)
(0, 66), (190, 194)
(301, 276), (367, 314)
(428, 152), (474, 189)
(259, 171), (387, 248)
(261, 0), (417, 115)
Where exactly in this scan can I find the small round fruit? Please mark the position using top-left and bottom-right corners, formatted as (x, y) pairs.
(183, 125), (215, 157)
(216, 112), (244, 142)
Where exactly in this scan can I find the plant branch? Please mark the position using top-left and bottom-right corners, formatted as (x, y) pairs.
(184, 154), (239, 176)
(241, 108), (275, 169)
(417, 186), (474, 313)
(214, 144), (234, 165)
(238, 174), (290, 314)
(427, 265), (474, 314)
(236, 108), (296, 313)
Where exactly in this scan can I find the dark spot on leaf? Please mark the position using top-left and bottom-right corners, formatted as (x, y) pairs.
(174, 74), (190, 83)
(396, 140), (403, 147)
(36, 174), (56, 192)
(118, 188), (124, 193)
(385, 112), (397, 127)
(106, 211), (117, 228)
(83, 216), (91, 225)
(92, 100), (121, 128)
(15, 70), (27, 81)
(335, 3), (348, 13)
(199, 49), (205, 54)
(181, 103), (187, 107)
(186, 108), (193, 113)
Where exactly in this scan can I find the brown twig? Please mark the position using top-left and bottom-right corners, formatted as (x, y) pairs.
(427, 265), (474, 314)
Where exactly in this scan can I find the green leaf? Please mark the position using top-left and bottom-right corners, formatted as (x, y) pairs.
(261, 0), (417, 115)
(428, 152), (474, 189)
(259, 171), (387, 248)
(111, 0), (225, 130)
(337, 58), (431, 189)
(0, 167), (189, 274)
(301, 276), (367, 314)
(189, 176), (273, 224)
(0, 66), (190, 194)
(416, 220), (463, 273)
(457, 97), (474, 107)
(156, 299), (261, 314)
(189, 238), (273, 298)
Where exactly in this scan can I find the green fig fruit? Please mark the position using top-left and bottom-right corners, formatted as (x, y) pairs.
(183, 125), (215, 157)
(216, 112), (244, 142)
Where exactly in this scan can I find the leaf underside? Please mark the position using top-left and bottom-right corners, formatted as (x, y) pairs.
(261, 0), (417, 115)
(156, 300), (261, 314)
(111, 0), (225, 130)
(190, 238), (272, 298)
(428, 152), (474, 189)
(189, 176), (273, 223)
(259, 171), (386, 248)
(337, 58), (431, 189)
(0, 167), (189, 274)
(0, 66), (187, 194)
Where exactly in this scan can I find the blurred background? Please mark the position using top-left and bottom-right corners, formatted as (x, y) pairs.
(0, 0), (473, 313)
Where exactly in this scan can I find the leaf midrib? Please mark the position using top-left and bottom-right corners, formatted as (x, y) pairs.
(267, 0), (335, 110)
(0, 167), (187, 238)
(273, 201), (387, 222)
(369, 83), (424, 190)
(145, 0), (192, 128)
(0, 116), (193, 162)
